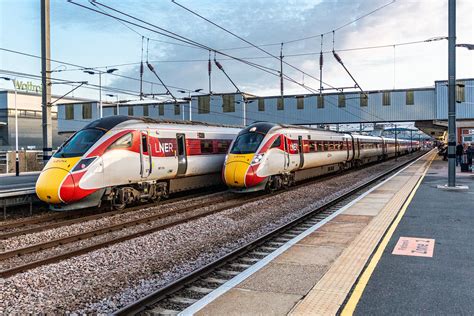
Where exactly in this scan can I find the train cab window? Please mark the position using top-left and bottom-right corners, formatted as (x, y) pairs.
(271, 136), (281, 149)
(141, 134), (148, 153)
(230, 132), (265, 154)
(53, 128), (105, 158)
(108, 133), (133, 150)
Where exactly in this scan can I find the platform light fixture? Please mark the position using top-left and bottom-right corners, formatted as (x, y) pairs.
(83, 68), (119, 118)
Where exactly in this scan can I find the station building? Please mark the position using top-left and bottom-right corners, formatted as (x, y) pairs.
(57, 78), (474, 144)
(0, 87), (91, 150)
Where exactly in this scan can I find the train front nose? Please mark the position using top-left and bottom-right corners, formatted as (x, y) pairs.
(35, 157), (80, 204)
(224, 154), (254, 188)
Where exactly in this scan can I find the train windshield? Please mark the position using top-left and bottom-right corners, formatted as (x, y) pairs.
(230, 132), (265, 154)
(53, 128), (105, 158)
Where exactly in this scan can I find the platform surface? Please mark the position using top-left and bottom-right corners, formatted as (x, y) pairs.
(0, 172), (38, 193)
(352, 157), (474, 315)
(194, 152), (451, 316)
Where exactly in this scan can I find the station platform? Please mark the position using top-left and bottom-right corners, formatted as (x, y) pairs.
(0, 172), (39, 193)
(189, 151), (473, 315)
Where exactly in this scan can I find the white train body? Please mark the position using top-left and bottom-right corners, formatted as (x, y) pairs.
(224, 122), (417, 192)
(36, 116), (240, 210)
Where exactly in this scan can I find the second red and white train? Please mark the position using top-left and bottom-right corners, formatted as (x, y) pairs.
(223, 122), (419, 192)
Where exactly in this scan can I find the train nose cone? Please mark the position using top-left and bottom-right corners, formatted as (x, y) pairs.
(224, 154), (253, 188)
(36, 167), (74, 204)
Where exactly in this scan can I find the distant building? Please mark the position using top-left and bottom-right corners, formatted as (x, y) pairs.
(0, 88), (92, 150)
(57, 78), (474, 143)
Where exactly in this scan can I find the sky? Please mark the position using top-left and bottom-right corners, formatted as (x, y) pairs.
(0, 0), (473, 102)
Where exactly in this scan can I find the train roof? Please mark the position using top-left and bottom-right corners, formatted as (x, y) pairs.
(83, 115), (241, 131)
(243, 121), (344, 136)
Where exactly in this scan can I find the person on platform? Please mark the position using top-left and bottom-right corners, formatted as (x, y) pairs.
(466, 144), (474, 170)
(456, 142), (464, 166)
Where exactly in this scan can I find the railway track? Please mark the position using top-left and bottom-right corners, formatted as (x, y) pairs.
(0, 188), (225, 239)
(114, 151), (430, 316)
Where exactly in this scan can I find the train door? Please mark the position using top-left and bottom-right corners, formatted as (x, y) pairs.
(140, 131), (152, 178)
(356, 138), (360, 159)
(176, 133), (187, 176)
(298, 136), (304, 168)
(283, 136), (290, 170)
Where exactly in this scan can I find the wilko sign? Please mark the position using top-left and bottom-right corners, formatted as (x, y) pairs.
(392, 237), (435, 258)
(13, 80), (42, 94)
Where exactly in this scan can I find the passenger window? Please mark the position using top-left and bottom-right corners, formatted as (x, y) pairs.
(201, 140), (214, 154)
(108, 133), (133, 150)
(271, 136), (281, 148)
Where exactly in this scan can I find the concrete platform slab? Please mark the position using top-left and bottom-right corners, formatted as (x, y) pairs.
(237, 263), (328, 296)
(273, 244), (343, 267)
(298, 231), (355, 247)
(196, 288), (302, 316)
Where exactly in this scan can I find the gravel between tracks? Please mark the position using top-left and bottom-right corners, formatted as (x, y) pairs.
(0, 191), (230, 252)
(0, 154), (421, 314)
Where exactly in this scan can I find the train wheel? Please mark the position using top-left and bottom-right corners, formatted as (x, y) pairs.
(111, 188), (127, 210)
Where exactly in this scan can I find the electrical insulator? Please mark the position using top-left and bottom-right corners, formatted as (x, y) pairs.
(215, 60), (223, 70)
(147, 62), (154, 72)
(140, 62), (144, 74)
(208, 59), (211, 74)
(333, 51), (343, 64)
(319, 52), (323, 70)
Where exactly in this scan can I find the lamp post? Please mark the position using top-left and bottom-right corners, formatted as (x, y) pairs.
(106, 94), (120, 115)
(235, 99), (254, 126)
(178, 89), (203, 121)
(1, 76), (19, 176)
(83, 68), (118, 118)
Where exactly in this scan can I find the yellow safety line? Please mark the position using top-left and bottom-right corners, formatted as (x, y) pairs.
(341, 153), (435, 315)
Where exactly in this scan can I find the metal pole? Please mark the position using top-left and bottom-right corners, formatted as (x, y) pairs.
(13, 81), (19, 176)
(280, 43), (284, 105)
(41, 0), (52, 164)
(189, 93), (192, 121)
(243, 100), (246, 126)
(447, 0), (456, 187)
(394, 124), (398, 160)
(99, 72), (103, 118)
(410, 130), (413, 153)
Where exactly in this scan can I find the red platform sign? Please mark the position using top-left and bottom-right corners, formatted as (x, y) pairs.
(392, 237), (435, 258)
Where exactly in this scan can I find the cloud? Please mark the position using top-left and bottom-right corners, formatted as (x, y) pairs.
(30, 0), (474, 99)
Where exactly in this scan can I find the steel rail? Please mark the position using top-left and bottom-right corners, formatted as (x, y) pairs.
(0, 187), (224, 237)
(114, 150), (429, 316)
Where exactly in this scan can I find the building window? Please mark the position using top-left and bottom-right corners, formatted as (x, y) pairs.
(258, 98), (265, 111)
(65, 104), (74, 120)
(382, 92), (391, 106)
(277, 98), (284, 111)
(360, 94), (368, 107)
(456, 81), (465, 103)
(338, 94), (346, 107)
(82, 103), (92, 119)
(222, 95), (235, 112)
(296, 96), (304, 110)
(405, 90), (414, 105)
(143, 105), (149, 116)
(174, 104), (180, 115)
(317, 95), (324, 108)
(198, 96), (210, 114)
(128, 106), (134, 116)
(159, 104), (164, 116)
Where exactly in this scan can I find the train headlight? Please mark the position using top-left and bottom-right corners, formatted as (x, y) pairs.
(72, 157), (96, 172)
(252, 153), (264, 165)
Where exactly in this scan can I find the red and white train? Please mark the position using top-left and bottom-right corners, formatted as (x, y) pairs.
(223, 122), (419, 192)
(36, 116), (240, 210)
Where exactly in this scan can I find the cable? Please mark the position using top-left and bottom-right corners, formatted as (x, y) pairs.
(0, 47), (202, 93)
(171, 0), (338, 91)
(51, 37), (447, 70)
